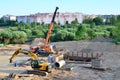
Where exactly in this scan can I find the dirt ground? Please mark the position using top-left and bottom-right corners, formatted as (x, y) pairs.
(0, 41), (120, 80)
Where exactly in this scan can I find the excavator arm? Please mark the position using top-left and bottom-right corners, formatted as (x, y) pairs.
(9, 48), (38, 63)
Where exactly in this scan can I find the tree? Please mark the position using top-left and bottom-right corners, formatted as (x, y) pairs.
(105, 17), (111, 25)
(75, 24), (87, 40)
(103, 31), (110, 37)
(23, 29), (32, 38)
(65, 21), (69, 25)
(87, 29), (97, 39)
(83, 18), (93, 24)
(0, 30), (12, 44)
(112, 19), (120, 41)
(31, 22), (37, 28)
(53, 30), (67, 41)
(0, 18), (6, 26)
(0, 18), (4, 23)
(105, 16), (117, 25)
(117, 15), (120, 20)
(11, 31), (27, 43)
(93, 16), (103, 25)
(71, 18), (79, 25)
(7, 20), (18, 26)
(64, 32), (75, 41)
(90, 22), (96, 28)
(110, 16), (117, 25)
(18, 22), (30, 30)
(32, 29), (44, 37)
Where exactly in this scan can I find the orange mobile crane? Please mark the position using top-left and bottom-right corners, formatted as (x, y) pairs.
(30, 7), (59, 56)
(43, 7), (59, 52)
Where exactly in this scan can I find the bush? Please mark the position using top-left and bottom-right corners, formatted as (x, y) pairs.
(64, 32), (75, 41)
(11, 31), (27, 43)
(53, 30), (67, 41)
(87, 28), (97, 39)
(23, 29), (32, 38)
(0, 30), (12, 44)
(75, 24), (88, 40)
(103, 31), (110, 37)
(0, 30), (27, 44)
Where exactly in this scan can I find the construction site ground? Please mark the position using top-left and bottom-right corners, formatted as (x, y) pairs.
(0, 41), (120, 80)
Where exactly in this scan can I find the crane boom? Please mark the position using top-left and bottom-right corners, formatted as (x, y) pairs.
(43, 7), (59, 52)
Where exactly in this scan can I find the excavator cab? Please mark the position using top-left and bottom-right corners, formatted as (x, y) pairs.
(31, 60), (40, 68)
(30, 59), (52, 72)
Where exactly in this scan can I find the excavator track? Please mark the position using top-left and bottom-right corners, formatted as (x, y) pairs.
(27, 70), (48, 76)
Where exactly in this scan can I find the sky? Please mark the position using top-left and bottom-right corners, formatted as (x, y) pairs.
(0, 0), (120, 17)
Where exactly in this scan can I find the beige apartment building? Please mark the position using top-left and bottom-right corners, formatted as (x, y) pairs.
(17, 12), (84, 25)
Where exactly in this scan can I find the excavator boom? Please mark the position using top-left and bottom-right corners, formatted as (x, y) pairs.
(9, 48), (38, 63)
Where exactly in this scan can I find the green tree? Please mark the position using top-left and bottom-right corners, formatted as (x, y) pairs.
(117, 15), (120, 20)
(112, 19), (120, 41)
(71, 18), (79, 25)
(105, 17), (111, 25)
(83, 18), (93, 24)
(64, 32), (75, 41)
(105, 16), (117, 25)
(103, 31), (110, 37)
(90, 22), (96, 28)
(87, 29), (97, 39)
(7, 20), (18, 26)
(0, 18), (4, 23)
(110, 16), (117, 25)
(23, 29), (32, 38)
(31, 22), (37, 28)
(75, 24), (87, 40)
(93, 16), (103, 25)
(32, 29), (44, 37)
(11, 31), (27, 43)
(18, 22), (31, 30)
(53, 30), (67, 41)
(0, 30), (12, 44)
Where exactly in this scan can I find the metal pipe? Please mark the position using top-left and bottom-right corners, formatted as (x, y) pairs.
(55, 60), (66, 68)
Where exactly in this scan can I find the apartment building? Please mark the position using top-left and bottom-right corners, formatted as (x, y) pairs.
(17, 12), (84, 25)
(2, 14), (16, 22)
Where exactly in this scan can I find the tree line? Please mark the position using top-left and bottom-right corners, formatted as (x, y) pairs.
(0, 15), (120, 44)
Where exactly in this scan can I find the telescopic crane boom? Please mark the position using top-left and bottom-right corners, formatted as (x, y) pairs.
(43, 7), (59, 52)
